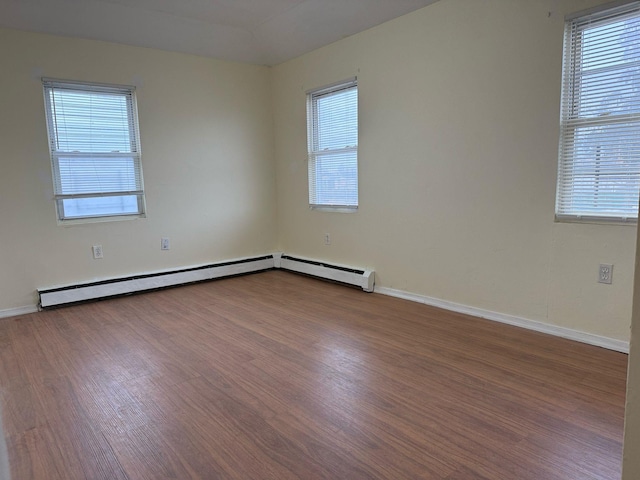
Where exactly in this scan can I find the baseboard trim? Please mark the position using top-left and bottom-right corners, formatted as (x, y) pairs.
(0, 305), (39, 319)
(22, 254), (631, 353)
(374, 286), (629, 353)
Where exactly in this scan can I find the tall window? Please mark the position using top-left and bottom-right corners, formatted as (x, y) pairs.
(307, 79), (358, 210)
(557, 2), (640, 222)
(43, 79), (145, 221)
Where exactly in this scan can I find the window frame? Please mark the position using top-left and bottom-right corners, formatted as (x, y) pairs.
(306, 78), (359, 212)
(42, 78), (146, 223)
(556, 1), (640, 224)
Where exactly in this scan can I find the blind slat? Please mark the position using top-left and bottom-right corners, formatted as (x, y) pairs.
(557, 4), (640, 220)
(307, 80), (358, 209)
(43, 79), (145, 220)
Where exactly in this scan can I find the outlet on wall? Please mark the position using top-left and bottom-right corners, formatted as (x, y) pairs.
(161, 237), (170, 250)
(92, 245), (103, 259)
(598, 264), (613, 284)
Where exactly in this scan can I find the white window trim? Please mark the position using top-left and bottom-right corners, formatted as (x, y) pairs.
(556, 2), (640, 224)
(42, 78), (146, 223)
(307, 78), (359, 212)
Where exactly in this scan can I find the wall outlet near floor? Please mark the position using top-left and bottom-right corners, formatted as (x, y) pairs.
(598, 264), (613, 284)
(324, 233), (331, 245)
(92, 245), (103, 259)
(161, 237), (170, 250)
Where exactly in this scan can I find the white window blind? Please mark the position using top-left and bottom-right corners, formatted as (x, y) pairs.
(43, 79), (145, 221)
(307, 79), (358, 209)
(557, 2), (640, 222)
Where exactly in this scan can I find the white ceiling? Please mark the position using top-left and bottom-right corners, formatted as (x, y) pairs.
(0, 0), (439, 66)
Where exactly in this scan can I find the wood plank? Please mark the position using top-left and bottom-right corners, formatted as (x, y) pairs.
(0, 270), (628, 479)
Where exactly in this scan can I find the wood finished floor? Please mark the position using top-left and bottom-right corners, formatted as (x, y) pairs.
(0, 270), (628, 479)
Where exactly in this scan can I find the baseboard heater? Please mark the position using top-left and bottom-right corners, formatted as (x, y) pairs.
(38, 255), (275, 309)
(274, 253), (375, 292)
(38, 253), (375, 309)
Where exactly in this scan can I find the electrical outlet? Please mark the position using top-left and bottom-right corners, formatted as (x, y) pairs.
(598, 264), (613, 284)
(324, 233), (331, 245)
(92, 245), (103, 259)
(161, 237), (170, 250)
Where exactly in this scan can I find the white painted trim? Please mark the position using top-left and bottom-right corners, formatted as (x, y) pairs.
(0, 305), (39, 319)
(375, 286), (629, 353)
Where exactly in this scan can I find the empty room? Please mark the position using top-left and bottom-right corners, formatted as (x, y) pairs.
(2, 0), (640, 478)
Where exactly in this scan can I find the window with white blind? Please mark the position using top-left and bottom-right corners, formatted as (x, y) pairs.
(557, 2), (640, 222)
(43, 79), (145, 221)
(307, 79), (358, 210)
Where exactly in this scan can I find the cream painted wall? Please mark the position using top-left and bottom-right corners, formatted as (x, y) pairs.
(0, 28), (277, 311)
(0, 0), (635, 345)
(272, 0), (636, 342)
(622, 221), (640, 478)
(1, 3), (639, 474)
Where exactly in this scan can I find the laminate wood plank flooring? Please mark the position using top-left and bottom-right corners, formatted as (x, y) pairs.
(0, 270), (628, 479)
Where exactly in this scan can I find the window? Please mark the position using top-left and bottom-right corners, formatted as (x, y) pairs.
(43, 79), (145, 221)
(557, 2), (640, 222)
(307, 79), (358, 210)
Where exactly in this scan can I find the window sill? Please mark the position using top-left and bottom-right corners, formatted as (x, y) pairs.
(57, 213), (146, 227)
(310, 206), (358, 214)
(554, 214), (637, 226)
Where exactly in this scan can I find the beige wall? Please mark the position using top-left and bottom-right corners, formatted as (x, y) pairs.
(272, 0), (636, 343)
(0, 28), (277, 311)
(623, 220), (640, 477)
(2, 2), (640, 473)
(1, 0), (635, 346)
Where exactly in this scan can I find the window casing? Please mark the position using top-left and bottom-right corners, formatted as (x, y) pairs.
(307, 79), (358, 210)
(43, 79), (145, 222)
(556, 2), (640, 223)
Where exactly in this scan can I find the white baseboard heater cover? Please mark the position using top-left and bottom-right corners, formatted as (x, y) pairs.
(38, 255), (275, 309)
(274, 253), (375, 292)
(38, 253), (375, 309)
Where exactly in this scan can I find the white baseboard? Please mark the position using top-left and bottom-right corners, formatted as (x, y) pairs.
(0, 305), (39, 319)
(374, 286), (629, 353)
(15, 252), (631, 354)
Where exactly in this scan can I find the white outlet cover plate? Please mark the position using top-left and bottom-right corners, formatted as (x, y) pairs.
(598, 264), (613, 284)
